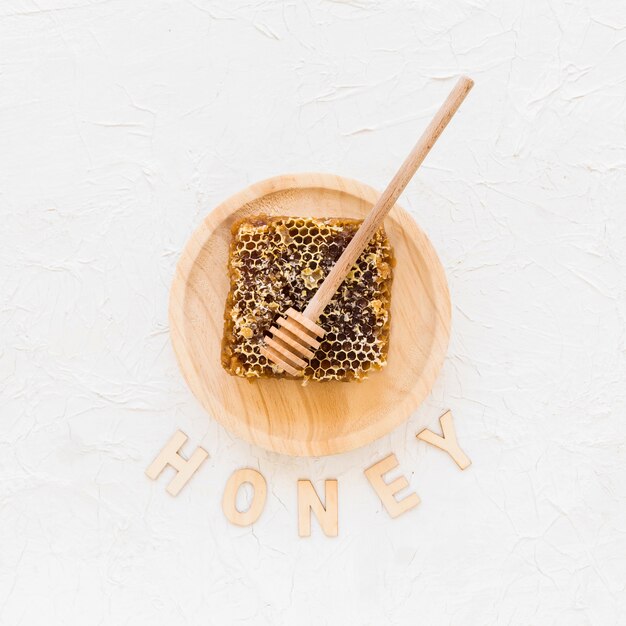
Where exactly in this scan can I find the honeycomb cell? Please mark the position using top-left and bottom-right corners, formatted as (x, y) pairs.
(221, 215), (394, 382)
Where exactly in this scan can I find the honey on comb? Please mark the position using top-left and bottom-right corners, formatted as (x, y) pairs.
(221, 216), (394, 382)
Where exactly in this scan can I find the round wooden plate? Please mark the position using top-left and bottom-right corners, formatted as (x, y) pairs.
(170, 174), (450, 456)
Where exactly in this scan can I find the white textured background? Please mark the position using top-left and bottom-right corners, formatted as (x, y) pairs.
(1, 0), (626, 624)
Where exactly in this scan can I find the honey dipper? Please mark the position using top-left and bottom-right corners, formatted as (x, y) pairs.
(260, 76), (474, 376)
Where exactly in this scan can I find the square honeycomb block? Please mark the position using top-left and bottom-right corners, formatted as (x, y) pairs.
(221, 216), (394, 382)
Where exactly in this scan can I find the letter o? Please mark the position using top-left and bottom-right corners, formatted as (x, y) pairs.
(222, 468), (267, 526)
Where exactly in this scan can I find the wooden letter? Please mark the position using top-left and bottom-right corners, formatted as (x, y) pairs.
(145, 430), (208, 496)
(298, 479), (338, 537)
(416, 410), (471, 469)
(222, 468), (267, 527)
(364, 454), (420, 518)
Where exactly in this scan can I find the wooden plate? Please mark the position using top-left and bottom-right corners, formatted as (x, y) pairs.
(169, 174), (450, 456)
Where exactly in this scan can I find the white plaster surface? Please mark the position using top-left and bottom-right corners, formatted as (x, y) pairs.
(1, 0), (626, 624)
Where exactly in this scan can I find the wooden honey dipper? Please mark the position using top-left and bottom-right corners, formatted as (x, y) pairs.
(260, 76), (474, 376)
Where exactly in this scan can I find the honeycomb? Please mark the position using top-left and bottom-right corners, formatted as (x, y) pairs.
(221, 215), (394, 382)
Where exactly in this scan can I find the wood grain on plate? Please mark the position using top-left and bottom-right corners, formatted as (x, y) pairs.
(169, 173), (451, 457)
